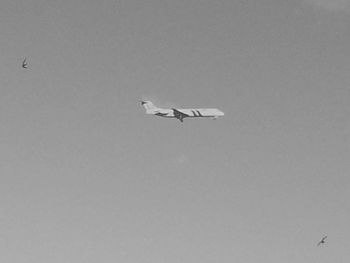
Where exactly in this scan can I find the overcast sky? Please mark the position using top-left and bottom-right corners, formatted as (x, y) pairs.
(0, 0), (350, 262)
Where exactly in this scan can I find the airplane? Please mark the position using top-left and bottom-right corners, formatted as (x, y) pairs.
(141, 100), (224, 122)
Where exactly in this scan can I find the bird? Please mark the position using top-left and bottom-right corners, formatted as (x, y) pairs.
(317, 235), (327, 246)
(22, 58), (28, 69)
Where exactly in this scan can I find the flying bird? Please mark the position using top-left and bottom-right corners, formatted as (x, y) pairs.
(22, 58), (28, 69)
(317, 235), (327, 246)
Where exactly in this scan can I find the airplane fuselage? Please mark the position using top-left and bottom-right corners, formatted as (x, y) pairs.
(148, 108), (223, 118)
(141, 101), (224, 122)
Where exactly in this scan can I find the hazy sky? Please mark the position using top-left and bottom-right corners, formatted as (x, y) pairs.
(0, 0), (350, 262)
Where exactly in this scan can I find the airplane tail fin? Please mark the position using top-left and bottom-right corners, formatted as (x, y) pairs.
(141, 101), (159, 113)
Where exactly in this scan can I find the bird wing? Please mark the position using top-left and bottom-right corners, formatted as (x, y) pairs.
(317, 236), (327, 246)
(22, 58), (27, 68)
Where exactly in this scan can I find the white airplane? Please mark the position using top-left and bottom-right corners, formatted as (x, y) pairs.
(141, 100), (224, 122)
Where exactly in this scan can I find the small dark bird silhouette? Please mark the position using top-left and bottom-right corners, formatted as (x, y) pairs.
(317, 235), (327, 246)
(22, 58), (28, 69)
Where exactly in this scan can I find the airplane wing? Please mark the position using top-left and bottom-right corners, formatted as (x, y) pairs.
(172, 108), (189, 122)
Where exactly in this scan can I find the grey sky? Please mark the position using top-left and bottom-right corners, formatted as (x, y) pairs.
(0, 0), (350, 262)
